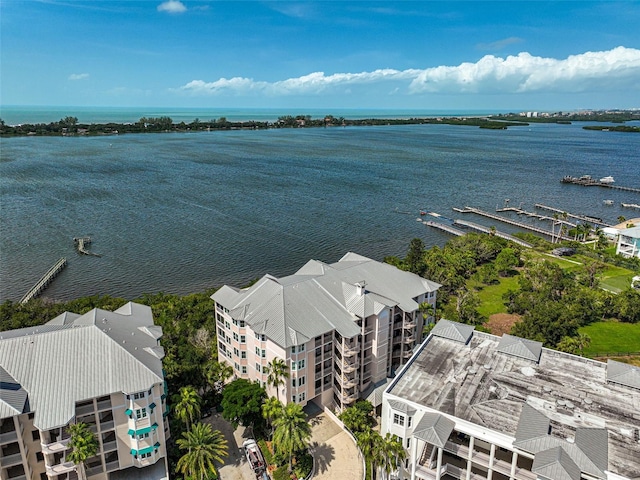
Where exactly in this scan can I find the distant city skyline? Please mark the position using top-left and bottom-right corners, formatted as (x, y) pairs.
(1, 1), (640, 110)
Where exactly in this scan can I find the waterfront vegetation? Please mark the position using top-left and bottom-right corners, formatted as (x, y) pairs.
(1, 227), (639, 477)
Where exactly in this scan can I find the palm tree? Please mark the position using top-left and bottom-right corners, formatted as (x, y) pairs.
(272, 402), (311, 472)
(379, 433), (406, 480)
(262, 396), (283, 439)
(575, 333), (592, 356)
(66, 422), (99, 480)
(205, 361), (233, 395)
(355, 427), (384, 480)
(265, 357), (289, 402)
(173, 385), (202, 431)
(177, 422), (228, 480)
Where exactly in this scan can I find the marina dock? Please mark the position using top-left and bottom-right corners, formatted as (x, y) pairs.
(455, 207), (572, 241)
(495, 206), (575, 226)
(453, 220), (533, 248)
(425, 220), (466, 237)
(20, 258), (67, 304)
(561, 176), (640, 193)
(533, 204), (609, 226)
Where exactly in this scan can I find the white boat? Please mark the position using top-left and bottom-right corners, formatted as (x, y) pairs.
(599, 176), (615, 184)
(243, 439), (266, 473)
(603, 200), (614, 205)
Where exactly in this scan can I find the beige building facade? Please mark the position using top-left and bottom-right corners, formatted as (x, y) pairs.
(212, 252), (441, 411)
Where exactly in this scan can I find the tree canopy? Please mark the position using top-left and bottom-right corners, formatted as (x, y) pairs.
(220, 379), (267, 430)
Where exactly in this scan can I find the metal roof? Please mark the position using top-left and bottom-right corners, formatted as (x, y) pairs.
(532, 446), (581, 480)
(412, 412), (455, 448)
(514, 403), (550, 443)
(0, 302), (164, 429)
(0, 366), (29, 418)
(388, 400), (416, 415)
(362, 378), (392, 407)
(430, 319), (475, 344)
(606, 359), (640, 389)
(575, 428), (608, 473)
(497, 334), (542, 363)
(212, 252), (440, 349)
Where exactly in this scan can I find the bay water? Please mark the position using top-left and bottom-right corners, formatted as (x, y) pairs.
(1, 121), (639, 302)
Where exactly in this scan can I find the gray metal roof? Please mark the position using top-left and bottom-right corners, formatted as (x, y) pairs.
(0, 366), (29, 418)
(532, 446), (581, 480)
(412, 412), (455, 448)
(497, 334), (542, 363)
(514, 403), (550, 443)
(0, 302), (164, 430)
(575, 428), (608, 473)
(388, 400), (416, 415)
(606, 359), (640, 389)
(212, 252), (440, 349)
(430, 319), (475, 344)
(362, 378), (392, 407)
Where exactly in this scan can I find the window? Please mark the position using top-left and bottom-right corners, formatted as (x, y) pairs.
(406, 438), (411, 448)
(393, 413), (405, 426)
(298, 376), (306, 387)
(255, 346), (261, 355)
(240, 335), (246, 343)
(138, 432), (150, 439)
(291, 361), (296, 371)
(256, 364), (262, 373)
(32, 430), (40, 441)
(408, 416), (412, 428)
(261, 349), (266, 358)
(36, 452), (44, 462)
(234, 362), (240, 371)
(133, 392), (145, 399)
(299, 392), (306, 402)
(241, 351), (247, 359)
(292, 394), (297, 403)
(292, 378), (296, 388)
(297, 359), (305, 370)
(239, 321), (245, 327)
(242, 366), (247, 374)
(141, 452), (152, 459)
(233, 332), (239, 341)
(234, 348), (239, 356)
(225, 321), (230, 329)
(136, 408), (147, 419)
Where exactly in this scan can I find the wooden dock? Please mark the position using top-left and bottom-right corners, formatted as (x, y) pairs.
(561, 176), (640, 193)
(495, 206), (575, 226)
(425, 221), (466, 237)
(453, 220), (533, 248)
(20, 258), (68, 304)
(74, 236), (101, 257)
(456, 207), (572, 241)
(533, 204), (610, 226)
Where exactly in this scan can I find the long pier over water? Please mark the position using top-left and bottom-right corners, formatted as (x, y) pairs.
(20, 258), (67, 304)
(561, 176), (640, 193)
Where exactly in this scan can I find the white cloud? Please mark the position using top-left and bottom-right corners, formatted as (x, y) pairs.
(175, 47), (640, 97)
(157, 0), (186, 14)
(68, 73), (89, 81)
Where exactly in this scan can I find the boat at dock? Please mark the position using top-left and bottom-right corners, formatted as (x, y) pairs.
(600, 176), (615, 183)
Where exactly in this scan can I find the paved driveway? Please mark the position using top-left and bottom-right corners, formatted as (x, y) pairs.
(205, 413), (256, 480)
(308, 412), (364, 480)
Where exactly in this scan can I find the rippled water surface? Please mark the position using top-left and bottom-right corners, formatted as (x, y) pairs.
(1, 123), (639, 301)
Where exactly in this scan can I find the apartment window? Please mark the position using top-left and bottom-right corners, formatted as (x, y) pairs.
(256, 364), (262, 373)
(255, 332), (261, 340)
(408, 417), (412, 428)
(233, 332), (239, 342)
(32, 430), (40, 441)
(234, 348), (239, 356)
(234, 362), (240, 371)
(136, 408), (147, 419)
(292, 394), (297, 403)
(233, 319), (238, 326)
(406, 438), (411, 448)
(255, 346), (261, 355)
(239, 320), (245, 327)
(240, 335), (246, 343)
(299, 392), (306, 402)
(226, 350), (232, 359)
(140, 452), (152, 459)
(297, 359), (305, 370)
(225, 321), (231, 329)
(36, 452), (44, 462)
(298, 376), (306, 387)
(138, 432), (150, 439)
(242, 366), (247, 374)
(291, 361), (296, 371)
(292, 378), (297, 388)
(315, 379), (322, 389)
(261, 349), (266, 358)
(241, 351), (247, 359)
(393, 414), (405, 426)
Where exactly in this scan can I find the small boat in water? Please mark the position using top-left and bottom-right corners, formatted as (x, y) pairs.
(599, 176), (615, 184)
(603, 200), (614, 205)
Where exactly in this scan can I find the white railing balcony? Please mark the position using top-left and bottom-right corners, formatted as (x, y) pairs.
(342, 363), (357, 374)
(41, 438), (70, 454)
(1, 451), (24, 466)
(340, 375), (358, 388)
(403, 335), (416, 344)
(341, 392), (358, 404)
(46, 461), (77, 475)
(403, 320), (417, 329)
(403, 349), (414, 358)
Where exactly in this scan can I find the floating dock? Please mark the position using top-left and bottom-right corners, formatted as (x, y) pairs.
(561, 176), (640, 193)
(20, 258), (67, 304)
(453, 220), (533, 248)
(455, 207), (572, 241)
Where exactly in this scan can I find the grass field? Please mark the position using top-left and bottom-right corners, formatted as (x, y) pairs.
(579, 321), (640, 357)
(474, 275), (520, 317)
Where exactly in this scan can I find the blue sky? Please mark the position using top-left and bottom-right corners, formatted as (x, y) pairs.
(1, 1), (639, 111)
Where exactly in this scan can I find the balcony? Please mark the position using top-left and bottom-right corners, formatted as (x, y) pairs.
(105, 460), (120, 472)
(403, 349), (414, 358)
(100, 421), (115, 431)
(403, 335), (416, 344)
(75, 404), (94, 416)
(102, 441), (117, 452)
(403, 320), (417, 329)
(1, 452), (24, 467)
(96, 399), (112, 411)
(339, 375), (358, 388)
(340, 392), (358, 404)
(0, 430), (18, 445)
(338, 343), (359, 357)
(341, 363), (357, 374)
(46, 461), (77, 476)
(41, 438), (70, 454)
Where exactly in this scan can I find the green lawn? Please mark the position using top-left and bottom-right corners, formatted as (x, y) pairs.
(474, 275), (520, 317)
(579, 322), (640, 357)
(598, 265), (636, 293)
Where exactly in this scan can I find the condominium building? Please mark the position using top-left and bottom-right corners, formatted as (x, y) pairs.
(615, 225), (640, 258)
(212, 252), (441, 411)
(0, 302), (170, 480)
(382, 319), (640, 480)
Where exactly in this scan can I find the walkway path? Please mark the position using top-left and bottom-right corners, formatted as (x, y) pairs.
(308, 412), (364, 480)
